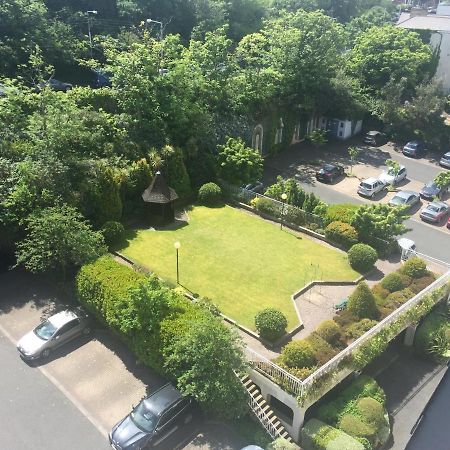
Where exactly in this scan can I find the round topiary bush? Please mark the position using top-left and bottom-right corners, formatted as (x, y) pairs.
(380, 272), (406, 293)
(198, 182), (222, 206)
(316, 320), (342, 347)
(348, 243), (378, 273)
(281, 340), (316, 369)
(348, 281), (379, 320)
(400, 257), (428, 279)
(101, 221), (125, 248)
(325, 221), (359, 249)
(255, 308), (288, 342)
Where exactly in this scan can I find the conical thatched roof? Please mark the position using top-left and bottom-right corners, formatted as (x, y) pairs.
(142, 171), (178, 204)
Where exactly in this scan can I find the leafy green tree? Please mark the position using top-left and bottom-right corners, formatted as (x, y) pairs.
(16, 205), (106, 280)
(434, 172), (450, 190)
(385, 159), (401, 187)
(347, 25), (432, 93)
(346, 6), (393, 44)
(348, 146), (361, 174)
(348, 281), (379, 319)
(265, 177), (306, 208)
(217, 137), (263, 186)
(309, 129), (328, 148)
(162, 313), (247, 419)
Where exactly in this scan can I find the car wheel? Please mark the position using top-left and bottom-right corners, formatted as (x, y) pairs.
(41, 348), (51, 359)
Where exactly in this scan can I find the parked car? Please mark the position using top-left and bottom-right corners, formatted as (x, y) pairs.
(241, 447), (265, 450)
(16, 308), (91, 360)
(243, 181), (264, 193)
(419, 201), (450, 223)
(91, 69), (112, 89)
(439, 151), (450, 169)
(388, 191), (420, 210)
(357, 177), (386, 198)
(37, 78), (73, 92)
(420, 181), (448, 201)
(379, 165), (407, 186)
(363, 131), (387, 147)
(109, 384), (196, 450)
(447, 217), (450, 230)
(315, 164), (345, 183)
(402, 140), (426, 158)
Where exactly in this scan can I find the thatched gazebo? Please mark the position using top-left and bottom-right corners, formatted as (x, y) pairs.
(142, 171), (178, 224)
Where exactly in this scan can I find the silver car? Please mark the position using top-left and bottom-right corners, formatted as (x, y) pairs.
(440, 152), (450, 169)
(379, 165), (407, 186)
(388, 191), (420, 210)
(17, 309), (91, 360)
(357, 177), (385, 198)
(419, 201), (450, 223)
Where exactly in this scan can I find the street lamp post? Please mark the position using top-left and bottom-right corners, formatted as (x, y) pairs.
(86, 10), (98, 58)
(280, 193), (287, 230)
(146, 18), (165, 74)
(174, 241), (181, 284)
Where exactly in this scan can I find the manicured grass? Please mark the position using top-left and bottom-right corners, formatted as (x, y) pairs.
(120, 206), (358, 330)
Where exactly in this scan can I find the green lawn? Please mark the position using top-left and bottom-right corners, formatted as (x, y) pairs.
(120, 206), (358, 330)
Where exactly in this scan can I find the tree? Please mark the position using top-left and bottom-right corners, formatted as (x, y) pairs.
(434, 171), (450, 190)
(346, 6), (393, 45)
(347, 26), (432, 94)
(162, 313), (247, 419)
(309, 129), (328, 148)
(15, 205), (106, 280)
(352, 204), (408, 246)
(348, 146), (361, 174)
(385, 159), (400, 188)
(347, 281), (378, 319)
(217, 137), (263, 185)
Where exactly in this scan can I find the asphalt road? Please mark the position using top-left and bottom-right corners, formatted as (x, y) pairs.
(0, 329), (111, 450)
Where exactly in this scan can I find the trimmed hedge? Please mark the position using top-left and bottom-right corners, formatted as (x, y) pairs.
(380, 272), (406, 293)
(400, 257), (428, 279)
(281, 340), (316, 369)
(326, 203), (359, 225)
(345, 319), (379, 340)
(325, 221), (359, 249)
(301, 419), (364, 450)
(306, 332), (339, 365)
(348, 244), (378, 273)
(198, 182), (222, 206)
(410, 275), (436, 294)
(101, 221), (125, 248)
(384, 288), (415, 309)
(317, 320), (343, 347)
(255, 308), (288, 342)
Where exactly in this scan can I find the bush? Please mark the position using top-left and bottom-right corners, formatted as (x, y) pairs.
(101, 221), (125, 248)
(301, 419), (365, 450)
(254, 308), (288, 342)
(334, 310), (358, 328)
(348, 282), (379, 320)
(326, 203), (360, 225)
(306, 332), (339, 365)
(380, 272), (406, 293)
(400, 257), (428, 279)
(325, 221), (359, 249)
(348, 244), (378, 273)
(252, 196), (280, 216)
(281, 340), (316, 369)
(267, 437), (298, 450)
(282, 366), (314, 380)
(317, 320), (343, 347)
(384, 288), (415, 309)
(372, 284), (389, 304)
(345, 319), (378, 340)
(283, 206), (306, 226)
(198, 182), (222, 206)
(357, 397), (385, 428)
(409, 275), (435, 294)
(339, 414), (376, 440)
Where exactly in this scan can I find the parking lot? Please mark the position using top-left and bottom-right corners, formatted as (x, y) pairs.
(0, 270), (244, 450)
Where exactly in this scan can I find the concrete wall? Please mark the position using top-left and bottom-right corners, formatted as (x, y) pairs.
(431, 31), (450, 94)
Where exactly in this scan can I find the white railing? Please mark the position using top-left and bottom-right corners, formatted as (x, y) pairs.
(245, 347), (305, 397)
(248, 392), (283, 440)
(245, 270), (450, 398)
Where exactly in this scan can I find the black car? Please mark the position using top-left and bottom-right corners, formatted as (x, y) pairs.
(91, 69), (112, 89)
(402, 140), (426, 158)
(37, 78), (73, 92)
(109, 384), (196, 450)
(363, 131), (387, 147)
(315, 164), (345, 183)
(420, 181), (448, 201)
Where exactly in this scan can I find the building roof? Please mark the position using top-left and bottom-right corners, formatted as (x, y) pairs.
(142, 171), (178, 204)
(397, 12), (450, 31)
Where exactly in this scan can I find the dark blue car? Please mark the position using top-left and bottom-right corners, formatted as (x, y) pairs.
(109, 384), (196, 450)
(91, 69), (112, 88)
(402, 140), (426, 158)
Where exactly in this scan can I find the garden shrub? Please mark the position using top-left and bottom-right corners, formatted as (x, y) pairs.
(339, 414), (376, 441)
(254, 308), (288, 342)
(306, 332), (339, 365)
(101, 221), (125, 248)
(252, 197), (279, 216)
(409, 275), (436, 294)
(282, 366), (314, 380)
(317, 320), (343, 347)
(400, 257), (428, 279)
(372, 284), (389, 305)
(281, 340), (316, 369)
(326, 203), (359, 225)
(267, 437), (298, 450)
(384, 288), (415, 309)
(357, 397), (385, 428)
(196, 297), (221, 316)
(348, 244), (378, 273)
(301, 419), (365, 450)
(348, 282), (379, 320)
(334, 310), (358, 328)
(345, 319), (378, 340)
(283, 206), (306, 226)
(198, 182), (222, 206)
(325, 221), (359, 249)
(380, 273), (406, 293)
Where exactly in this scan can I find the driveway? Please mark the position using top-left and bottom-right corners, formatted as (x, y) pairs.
(0, 270), (245, 450)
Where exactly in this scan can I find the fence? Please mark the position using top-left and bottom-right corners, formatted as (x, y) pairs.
(225, 184), (324, 229)
(245, 270), (450, 400)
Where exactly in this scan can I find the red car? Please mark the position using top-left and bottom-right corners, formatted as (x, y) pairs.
(447, 217), (450, 230)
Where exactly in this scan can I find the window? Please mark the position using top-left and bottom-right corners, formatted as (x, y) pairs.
(274, 118), (284, 144)
(339, 122), (344, 128)
(339, 131), (343, 137)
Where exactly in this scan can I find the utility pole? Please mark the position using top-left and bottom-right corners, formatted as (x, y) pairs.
(146, 18), (165, 75)
(86, 10), (98, 58)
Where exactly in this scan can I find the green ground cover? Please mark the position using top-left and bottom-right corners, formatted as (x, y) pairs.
(121, 206), (358, 330)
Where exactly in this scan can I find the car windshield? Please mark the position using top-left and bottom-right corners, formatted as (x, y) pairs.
(360, 182), (372, 189)
(424, 182), (438, 190)
(392, 196), (406, 204)
(407, 143), (418, 149)
(130, 402), (158, 433)
(442, 154), (450, 161)
(428, 204), (440, 213)
(323, 165), (335, 171)
(34, 320), (57, 340)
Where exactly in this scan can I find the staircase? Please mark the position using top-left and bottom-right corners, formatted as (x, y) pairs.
(240, 373), (295, 443)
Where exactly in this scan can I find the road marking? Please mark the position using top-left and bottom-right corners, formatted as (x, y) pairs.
(0, 322), (109, 439)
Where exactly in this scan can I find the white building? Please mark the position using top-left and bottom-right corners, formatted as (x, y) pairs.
(397, 2), (450, 93)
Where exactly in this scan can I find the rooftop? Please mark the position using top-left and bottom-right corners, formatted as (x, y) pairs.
(397, 12), (450, 31)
